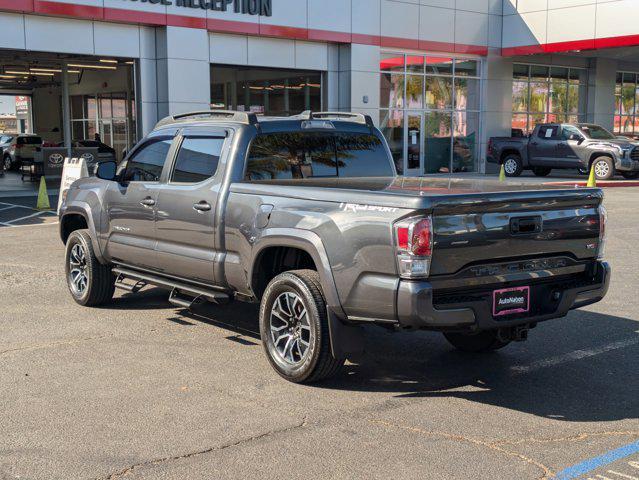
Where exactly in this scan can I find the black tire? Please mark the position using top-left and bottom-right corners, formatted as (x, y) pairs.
(502, 154), (523, 177)
(621, 171), (639, 180)
(532, 167), (552, 177)
(443, 330), (511, 353)
(3, 155), (12, 172)
(65, 229), (115, 307)
(591, 156), (615, 181)
(259, 269), (344, 383)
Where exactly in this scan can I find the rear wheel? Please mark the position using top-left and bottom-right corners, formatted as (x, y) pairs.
(502, 154), (523, 177)
(443, 330), (511, 353)
(532, 167), (552, 177)
(621, 171), (639, 180)
(65, 229), (115, 307)
(259, 269), (344, 383)
(3, 155), (12, 172)
(591, 156), (615, 180)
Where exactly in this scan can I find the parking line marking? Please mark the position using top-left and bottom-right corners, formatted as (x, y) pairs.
(0, 221), (59, 228)
(5, 210), (57, 225)
(554, 440), (639, 479)
(511, 337), (639, 374)
(0, 205), (18, 212)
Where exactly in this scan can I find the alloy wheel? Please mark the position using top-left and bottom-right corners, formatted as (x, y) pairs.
(594, 160), (610, 179)
(269, 292), (312, 366)
(68, 243), (89, 296)
(504, 158), (517, 175)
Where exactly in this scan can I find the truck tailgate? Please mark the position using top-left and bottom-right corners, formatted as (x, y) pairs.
(429, 190), (603, 276)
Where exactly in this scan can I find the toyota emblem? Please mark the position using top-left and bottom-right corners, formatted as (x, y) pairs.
(49, 153), (64, 164)
(81, 153), (94, 161)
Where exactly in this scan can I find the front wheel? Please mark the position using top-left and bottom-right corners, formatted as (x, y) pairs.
(621, 171), (639, 180)
(502, 155), (523, 177)
(65, 229), (115, 307)
(591, 156), (615, 181)
(3, 155), (12, 172)
(443, 331), (511, 353)
(259, 270), (344, 383)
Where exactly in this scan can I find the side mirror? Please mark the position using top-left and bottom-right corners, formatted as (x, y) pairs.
(95, 161), (117, 181)
(568, 133), (583, 142)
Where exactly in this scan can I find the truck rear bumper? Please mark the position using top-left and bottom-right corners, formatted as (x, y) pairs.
(396, 261), (610, 331)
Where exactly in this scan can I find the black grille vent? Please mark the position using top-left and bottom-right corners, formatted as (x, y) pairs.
(630, 147), (639, 161)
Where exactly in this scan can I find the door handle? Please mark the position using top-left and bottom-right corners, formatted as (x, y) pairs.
(193, 201), (211, 212)
(139, 197), (155, 207)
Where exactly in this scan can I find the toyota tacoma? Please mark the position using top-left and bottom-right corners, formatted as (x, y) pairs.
(59, 111), (610, 383)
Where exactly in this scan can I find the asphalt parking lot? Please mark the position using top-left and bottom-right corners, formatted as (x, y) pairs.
(0, 188), (638, 480)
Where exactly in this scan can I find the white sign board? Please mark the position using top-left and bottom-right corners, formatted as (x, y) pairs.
(57, 157), (89, 214)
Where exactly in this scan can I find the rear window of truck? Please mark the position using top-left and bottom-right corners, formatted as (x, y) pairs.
(244, 132), (393, 181)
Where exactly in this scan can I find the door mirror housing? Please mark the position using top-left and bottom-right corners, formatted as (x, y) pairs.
(95, 161), (117, 181)
(568, 133), (584, 143)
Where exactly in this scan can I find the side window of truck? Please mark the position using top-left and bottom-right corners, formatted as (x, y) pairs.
(120, 138), (173, 183)
(245, 132), (337, 181)
(170, 137), (224, 184)
(537, 125), (560, 139)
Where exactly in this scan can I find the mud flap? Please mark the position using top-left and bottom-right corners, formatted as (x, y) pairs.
(327, 309), (365, 360)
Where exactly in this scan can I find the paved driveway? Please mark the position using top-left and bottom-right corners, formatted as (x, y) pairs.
(0, 189), (637, 480)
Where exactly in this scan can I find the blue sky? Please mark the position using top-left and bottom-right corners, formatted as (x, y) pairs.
(0, 96), (16, 115)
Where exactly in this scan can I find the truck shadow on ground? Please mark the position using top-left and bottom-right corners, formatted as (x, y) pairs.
(181, 301), (638, 424)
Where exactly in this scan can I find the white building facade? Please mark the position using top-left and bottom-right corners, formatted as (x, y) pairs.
(1, 0), (639, 174)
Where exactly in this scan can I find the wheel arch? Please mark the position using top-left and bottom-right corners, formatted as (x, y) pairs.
(588, 152), (615, 168)
(250, 229), (342, 314)
(60, 205), (105, 263)
(250, 229), (363, 360)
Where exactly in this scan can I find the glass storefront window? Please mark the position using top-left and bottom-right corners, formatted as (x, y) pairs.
(512, 63), (587, 134)
(211, 65), (322, 117)
(379, 110), (404, 174)
(425, 76), (452, 110)
(380, 52), (480, 175)
(614, 71), (639, 135)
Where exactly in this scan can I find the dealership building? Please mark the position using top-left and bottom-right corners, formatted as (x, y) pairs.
(2, 0), (639, 174)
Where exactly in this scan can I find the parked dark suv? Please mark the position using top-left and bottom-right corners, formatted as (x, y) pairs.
(59, 111), (610, 383)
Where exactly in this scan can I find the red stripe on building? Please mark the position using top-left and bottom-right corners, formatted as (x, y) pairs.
(166, 14), (206, 29)
(351, 33), (381, 46)
(418, 39), (457, 54)
(0, 0), (34, 13)
(34, 1), (103, 21)
(308, 29), (351, 44)
(259, 24), (308, 41)
(207, 18), (259, 35)
(503, 33), (639, 56)
(381, 36), (419, 50)
(103, 7), (166, 26)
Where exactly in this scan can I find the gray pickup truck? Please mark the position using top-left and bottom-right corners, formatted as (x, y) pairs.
(59, 111), (610, 383)
(488, 123), (639, 180)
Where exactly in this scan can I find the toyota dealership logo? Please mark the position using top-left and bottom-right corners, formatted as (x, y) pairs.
(81, 153), (94, 162)
(49, 153), (64, 165)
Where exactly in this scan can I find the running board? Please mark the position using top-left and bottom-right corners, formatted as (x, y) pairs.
(112, 267), (231, 305)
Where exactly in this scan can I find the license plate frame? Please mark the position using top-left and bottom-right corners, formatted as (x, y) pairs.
(492, 286), (530, 317)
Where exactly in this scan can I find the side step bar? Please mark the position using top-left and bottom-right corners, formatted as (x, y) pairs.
(112, 267), (231, 306)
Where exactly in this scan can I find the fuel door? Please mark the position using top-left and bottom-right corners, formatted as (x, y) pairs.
(255, 204), (274, 229)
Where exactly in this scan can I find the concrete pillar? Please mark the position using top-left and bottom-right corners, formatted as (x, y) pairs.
(61, 63), (72, 158)
(346, 43), (380, 121)
(155, 26), (211, 119)
(138, 26), (159, 136)
(480, 52), (514, 173)
(587, 57), (617, 131)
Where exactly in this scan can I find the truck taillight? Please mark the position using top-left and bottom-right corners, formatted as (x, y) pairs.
(394, 216), (433, 279)
(598, 204), (607, 259)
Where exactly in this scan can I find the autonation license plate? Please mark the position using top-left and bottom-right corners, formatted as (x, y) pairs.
(493, 286), (530, 317)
